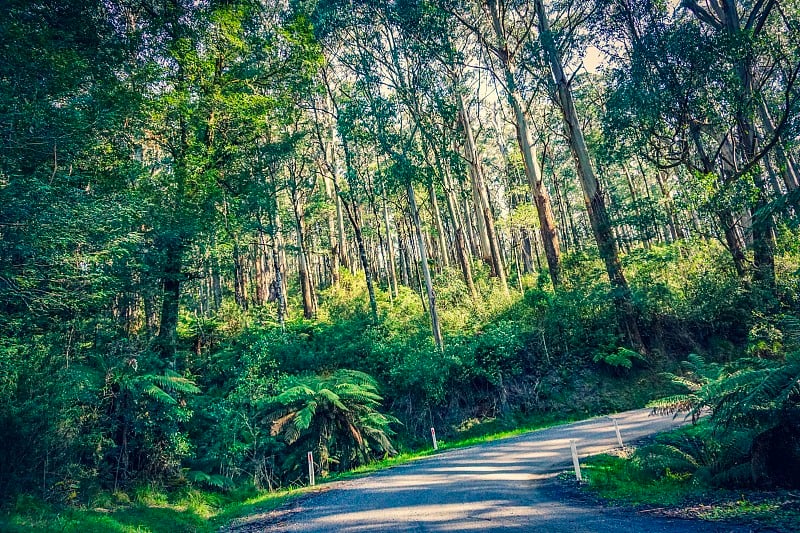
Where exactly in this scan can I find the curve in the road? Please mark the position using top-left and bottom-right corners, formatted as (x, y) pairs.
(229, 408), (756, 533)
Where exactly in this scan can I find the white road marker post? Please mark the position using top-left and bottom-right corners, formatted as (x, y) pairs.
(430, 427), (438, 450)
(307, 451), (315, 486)
(612, 418), (624, 448)
(570, 440), (582, 482)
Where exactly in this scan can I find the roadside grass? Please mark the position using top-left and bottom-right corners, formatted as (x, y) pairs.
(579, 431), (800, 532)
(0, 411), (584, 532)
(0, 486), (299, 533)
(580, 452), (705, 507)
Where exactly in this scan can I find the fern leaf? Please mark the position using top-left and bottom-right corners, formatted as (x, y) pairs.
(143, 384), (177, 405)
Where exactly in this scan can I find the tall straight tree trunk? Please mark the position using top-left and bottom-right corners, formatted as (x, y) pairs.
(324, 174), (341, 287)
(486, 0), (561, 288)
(550, 167), (572, 253)
(691, 128), (749, 278)
(270, 238), (286, 331)
(210, 238), (223, 309)
(407, 181), (443, 350)
(686, 0), (776, 287)
(293, 207), (316, 319)
(458, 98), (491, 264)
(398, 228), (411, 287)
(443, 168), (478, 301)
(429, 182), (450, 269)
(462, 194), (480, 258)
(758, 100), (799, 191)
(622, 165), (650, 248)
(232, 238), (248, 310)
(457, 91), (509, 294)
(653, 170), (680, 242)
(535, 0), (641, 349)
(520, 228), (534, 273)
(337, 135), (377, 318)
(383, 199), (399, 297)
(264, 206), (287, 331)
(507, 84), (560, 287)
(255, 229), (270, 305)
(350, 201), (378, 320)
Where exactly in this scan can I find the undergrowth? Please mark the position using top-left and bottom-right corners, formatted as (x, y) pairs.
(581, 422), (800, 532)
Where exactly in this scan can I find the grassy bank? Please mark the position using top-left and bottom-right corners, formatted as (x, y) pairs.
(578, 425), (800, 532)
(0, 486), (299, 533)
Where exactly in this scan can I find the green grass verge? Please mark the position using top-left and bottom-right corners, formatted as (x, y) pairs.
(0, 486), (300, 533)
(580, 452), (704, 507)
(580, 441), (800, 532)
(0, 411), (584, 532)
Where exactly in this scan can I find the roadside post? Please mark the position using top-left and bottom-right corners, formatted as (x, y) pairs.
(307, 451), (315, 486)
(570, 440), (582, 481)
(612, 417), (624, 448)
(431, 427), (438, 450)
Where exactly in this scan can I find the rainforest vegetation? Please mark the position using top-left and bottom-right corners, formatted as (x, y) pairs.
(1, 0), (799, 523)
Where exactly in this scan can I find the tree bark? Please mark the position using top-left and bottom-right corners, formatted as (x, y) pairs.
(351, 201), (378, 320)
(232, 238), (248, 309)
(535, 0), (642, 349)
(507, 82), (561, 287)
(457, 91), (509, 294)
(686, 0), (776, 287)
(443, 167), (478, 300)
(408, 181), (443, 350)
(293, 201), (316, 319)
(155, 235), (183, 359)
(691, 126), (749, 278)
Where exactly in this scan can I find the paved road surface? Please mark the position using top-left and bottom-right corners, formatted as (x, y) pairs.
(230, 408), (756, 532)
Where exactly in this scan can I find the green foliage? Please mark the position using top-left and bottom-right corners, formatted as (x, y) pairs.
(648, 317), (800, 487)
(583, 448), (800, 531)
(2, 0), (800, 523)
(265, 369), (398, 478)
(593, 347), (646, 370)
(581, 453), (698, 507)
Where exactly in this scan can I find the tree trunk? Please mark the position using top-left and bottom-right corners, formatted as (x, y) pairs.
(622, 164), (649, 248)
(758, 100), (800, 191)
(351, 201), (378, 320)
(294, 211), (316, 319)
(691, 127), (749, 278)
(232, 238), (248, 310)
(155, 236), (183, 359)
(690, 0), (777, 287)
(653, 170), (680, 242)
(382, 199), (399, 297)
(508, 90), (561, 287)
(265, 206), (287, 331)
(535, 0), (642, 349)
(485, 1), (561, 287)
(457, 91), (509, 294)
(408, 181), (443, 350)
(429, 182), (450, 269)
(444, 168), (478, 300)
(255, 229), (270, 305)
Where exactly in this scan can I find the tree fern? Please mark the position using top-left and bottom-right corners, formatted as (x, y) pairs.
(647, 353), (722, 422)
(266, 369), (397, 474)
(648, 316), (800, 486)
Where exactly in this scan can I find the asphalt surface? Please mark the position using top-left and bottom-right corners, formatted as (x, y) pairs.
(230, 408), (756, 532)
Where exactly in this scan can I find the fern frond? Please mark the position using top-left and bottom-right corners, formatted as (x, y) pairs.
(143, 384), (177, 405)
(647, 394), (697, 415)
(293, 403), (317, 431)
(270, 412), (296, 436)
(152, 372), (200, 395)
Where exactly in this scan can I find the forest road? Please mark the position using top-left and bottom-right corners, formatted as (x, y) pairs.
(227, 408), (756, 532)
